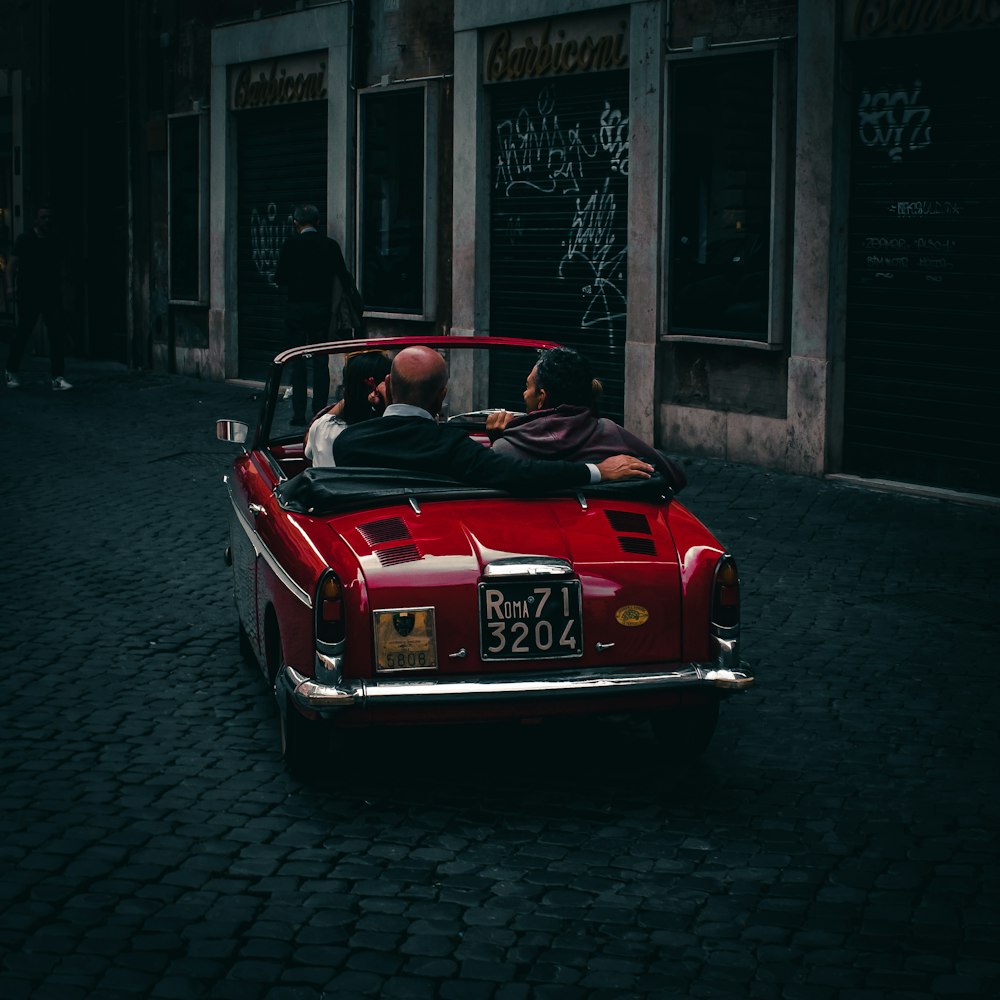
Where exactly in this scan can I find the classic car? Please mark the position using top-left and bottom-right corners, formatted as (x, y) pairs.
(217, 336), (753, 777)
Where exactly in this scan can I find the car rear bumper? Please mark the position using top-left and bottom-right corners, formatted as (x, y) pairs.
(280, 661), (754, 713)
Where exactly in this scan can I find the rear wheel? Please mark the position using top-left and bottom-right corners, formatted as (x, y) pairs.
(238, 619), (256, 667)
(280, 696), (333, 781)
(650, 700), (720, 758)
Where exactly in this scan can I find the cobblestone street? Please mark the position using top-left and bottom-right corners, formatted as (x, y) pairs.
(1, 361), (998, 999)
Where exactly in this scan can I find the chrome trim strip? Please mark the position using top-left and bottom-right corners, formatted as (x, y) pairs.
(224, 480), (312, 608)
(282, 661), (754, 711)
(483, 557), (574, 578)
(261, 450), (286, 483)
(225, 477), (263, 558)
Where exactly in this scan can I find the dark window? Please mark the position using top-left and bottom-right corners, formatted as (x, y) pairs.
(360, 89), (425, 313)
(168, 114), (206, 302)
(0, 95), (12, 304)
(669, 53), (774, 341)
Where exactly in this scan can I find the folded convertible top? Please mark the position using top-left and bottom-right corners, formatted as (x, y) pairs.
(276, 466), (674, 516)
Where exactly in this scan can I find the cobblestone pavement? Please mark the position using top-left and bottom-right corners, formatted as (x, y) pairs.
(1, 360), (998, 1000)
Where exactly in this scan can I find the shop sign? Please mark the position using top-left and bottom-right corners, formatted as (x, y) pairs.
(230, 52), (327, 110)
(484, 12), (628, 83)
(847, 0), (1000, 39)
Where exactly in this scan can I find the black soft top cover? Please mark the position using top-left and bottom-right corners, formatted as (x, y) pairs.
(276, 467), (674, 516)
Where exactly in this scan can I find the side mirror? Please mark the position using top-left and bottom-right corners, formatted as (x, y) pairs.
(216, 419), (249, 445)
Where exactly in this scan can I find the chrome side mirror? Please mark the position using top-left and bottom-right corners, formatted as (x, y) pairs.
(216, 419), (249, 445)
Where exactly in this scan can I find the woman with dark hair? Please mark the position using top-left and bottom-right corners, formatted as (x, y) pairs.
(305, 350), (391, 467)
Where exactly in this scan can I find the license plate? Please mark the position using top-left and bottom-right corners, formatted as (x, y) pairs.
(478, 580), (583, 661)
(373, 607), (438, 672)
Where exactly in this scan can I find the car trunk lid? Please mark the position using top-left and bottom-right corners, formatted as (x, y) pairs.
(329, 495), (683, 675)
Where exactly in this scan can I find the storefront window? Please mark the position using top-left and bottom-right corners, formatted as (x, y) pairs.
(668, 52), (777, 342)
(359, 87), (431, 316)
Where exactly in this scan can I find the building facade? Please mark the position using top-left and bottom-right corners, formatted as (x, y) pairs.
(3, 1), (998, 495)
(0, 0), (128, 363)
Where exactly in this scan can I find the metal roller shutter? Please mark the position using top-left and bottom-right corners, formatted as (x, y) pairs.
(236, 102), (328, 380)
(845, 36), (1000, 495)
(489, 72), (629, 422)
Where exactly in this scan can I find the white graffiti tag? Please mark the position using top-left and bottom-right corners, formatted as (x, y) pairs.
(598, 101), (629, 176)
(250, 202), (292, 284)
(858, 81), (932, 162)
(495, 87), (600, 196)
(559, 179), (627, 337)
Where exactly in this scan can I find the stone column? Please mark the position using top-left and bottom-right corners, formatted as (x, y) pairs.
(787, 2), (846, 475)
(624, 1), (664, 441)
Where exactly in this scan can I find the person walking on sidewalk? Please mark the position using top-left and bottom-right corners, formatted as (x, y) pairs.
(4, 205), (73, 391)
(274, 204), (362, 425)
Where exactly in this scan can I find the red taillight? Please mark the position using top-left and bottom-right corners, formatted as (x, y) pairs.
(712, 556), (740, 628)
(316, 572), (345, 644)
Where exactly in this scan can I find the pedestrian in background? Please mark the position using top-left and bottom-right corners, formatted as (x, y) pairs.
(4, 205), (73, 391)
(274, 203), (362, 425)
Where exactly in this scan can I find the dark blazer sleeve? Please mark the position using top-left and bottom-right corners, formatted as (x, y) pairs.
(446, 429), (590, 491)
(334, 418), (592, 492)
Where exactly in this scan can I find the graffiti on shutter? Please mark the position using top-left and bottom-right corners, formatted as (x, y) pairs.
(490, 73), (629, 422)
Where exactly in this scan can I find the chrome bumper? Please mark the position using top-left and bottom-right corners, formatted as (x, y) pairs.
(279, 662), (754, 713)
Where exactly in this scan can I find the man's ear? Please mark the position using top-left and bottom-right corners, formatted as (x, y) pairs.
(537, 386), (548, 408)
(384, 374), (394, 404)
(432, 384), (448, 416)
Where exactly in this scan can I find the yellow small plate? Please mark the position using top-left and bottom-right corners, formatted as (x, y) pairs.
(374, 607), (438, 672)
(615, 605), (649, 627)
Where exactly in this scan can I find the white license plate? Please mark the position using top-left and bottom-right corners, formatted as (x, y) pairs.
(478, 580), (583, 661)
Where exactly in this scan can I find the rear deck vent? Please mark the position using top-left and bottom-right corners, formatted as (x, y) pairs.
(618, 536), (657, 556)
(358, 517), (411, 545)
(606, 510), (651, 534)
(376, 543), (422, 567)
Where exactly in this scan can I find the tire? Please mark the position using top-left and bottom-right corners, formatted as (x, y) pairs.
(650, 700), (720, 758)
(280, 697), (332, 781)
(238, 618), (256, 667)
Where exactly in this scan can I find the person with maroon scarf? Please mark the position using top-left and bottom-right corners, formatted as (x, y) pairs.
(489, 347), (686, 492)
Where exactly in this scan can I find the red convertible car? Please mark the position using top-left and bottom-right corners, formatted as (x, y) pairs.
(217, 336), (753, 777)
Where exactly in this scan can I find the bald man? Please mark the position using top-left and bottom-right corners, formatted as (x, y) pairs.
(333, 346), (653, 491)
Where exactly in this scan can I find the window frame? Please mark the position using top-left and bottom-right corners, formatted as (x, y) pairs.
(167, 110), (209, 306)
(356, 81), (439, 321)
(662, 44), (788, 349)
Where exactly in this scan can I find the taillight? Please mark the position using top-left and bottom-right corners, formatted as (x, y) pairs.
(712, 555), (740, 629)
(316, 571), (345, 645)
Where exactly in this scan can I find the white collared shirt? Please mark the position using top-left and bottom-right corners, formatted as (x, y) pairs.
(383, 403), (436, 420)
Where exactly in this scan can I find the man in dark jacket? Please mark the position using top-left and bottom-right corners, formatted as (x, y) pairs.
(4, 205), (72, 391)
(489, 347), (686, 491)
(274, 204), (362, 424)
(333, 346), (653, 491)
